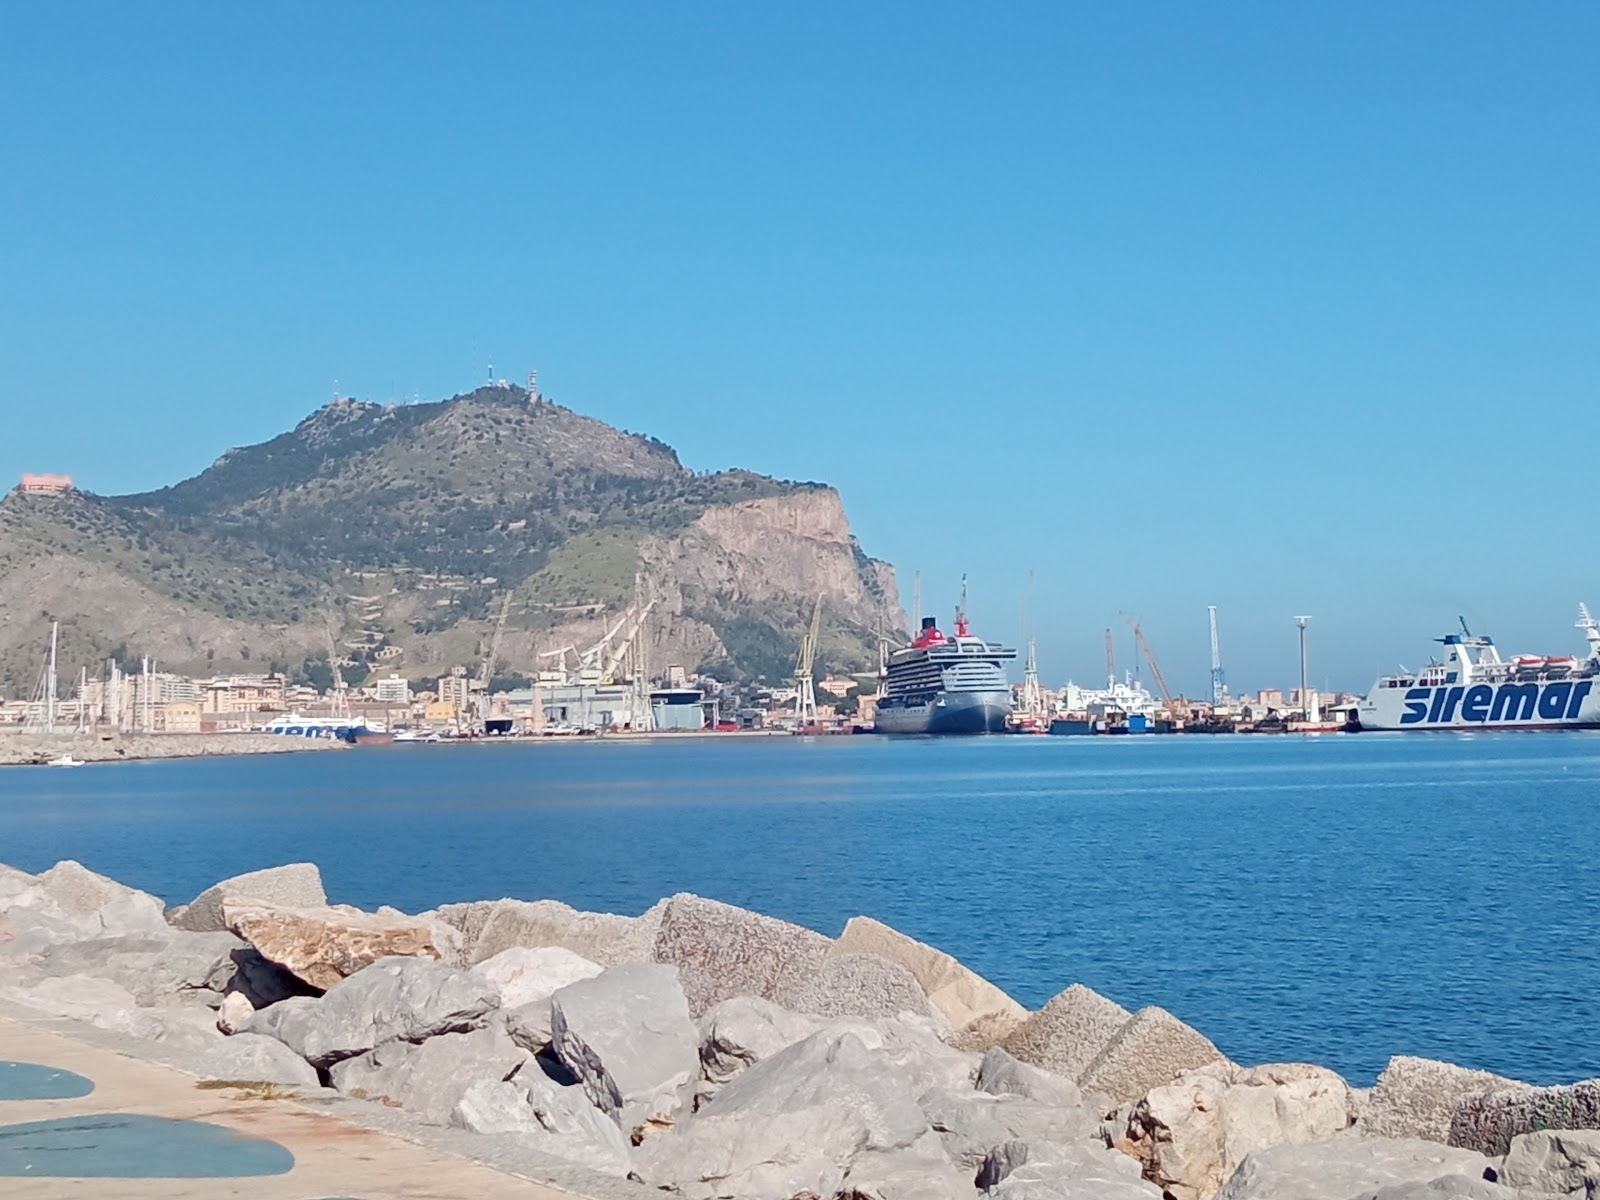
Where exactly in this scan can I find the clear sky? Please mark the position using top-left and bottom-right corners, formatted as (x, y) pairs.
(3, 4), (1597, 695)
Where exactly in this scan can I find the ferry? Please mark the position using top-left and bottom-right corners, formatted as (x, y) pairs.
(260, 714), (377, 742)
(875, 585), (1015, 734)
(1356, 606), (1600, 731)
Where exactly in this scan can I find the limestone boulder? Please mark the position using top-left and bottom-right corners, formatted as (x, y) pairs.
(8, 860), (168, 937)
(833, 914), (1027, 1043)
(1, 973), (145, 1025)
(329, 1025), (533, 1125)
(633, 1028), (929, 1200)
(919, 1086), (1096, 1170)
(978, 1047), (1085, 1109)
(1213, 1137), (1497, 1200)
(1117, 1062), (1354, 1200)
(1363, 1057), (1534, 1144)
(986, 1139), (1163, 1199)
(1449, 1080), (1600, 1157)
(1335, 1179), (1522, 1200)
(471, 945), (602, 1010)
(838, 1130), (976, 1200)
(131, 932), (245, 1006)
(1497, 1128), (1600, 1193)
(216, 991), (255, 1034)
(0, 862), (36, 903)
(433, 896), (665, 967)
(252, 957), (499, 1067)
(1079, 1006), (1228, 1104)
(549, 962), (699, 1131)
(220, 947), (317, 1008)
(777, 951), (940, 1024)
(224, 902), (441, 990)
(651, 892), (831, 1017)
(698, 994), (822, 1091)
(192, 1031), (321, 1089)
(1004, 984), (1131, 1083)
(173, 864), (327, 934)
(842, 1014), (983, 1096)
(450, 1078), (632, 1175)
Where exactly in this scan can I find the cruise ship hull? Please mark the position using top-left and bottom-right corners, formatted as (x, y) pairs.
(874, 689), (1010, 735)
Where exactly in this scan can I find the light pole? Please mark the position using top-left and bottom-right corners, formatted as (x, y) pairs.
(1294, 616), (1316, 723)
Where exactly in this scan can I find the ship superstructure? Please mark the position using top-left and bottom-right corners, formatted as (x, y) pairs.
(874, 583), (1015, 734)
(1356, 607), (1600, 731)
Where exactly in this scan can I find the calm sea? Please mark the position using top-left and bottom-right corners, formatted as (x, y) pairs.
(2, 732), (1597, 1087)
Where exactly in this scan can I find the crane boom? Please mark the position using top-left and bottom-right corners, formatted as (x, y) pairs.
(1105, 628), (1116, 689)
(794, 595), (823, 727)
(479, 591), (513, 687)
(1123, 615), (1180, 716)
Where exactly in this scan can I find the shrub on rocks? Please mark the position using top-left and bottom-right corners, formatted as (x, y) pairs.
(832, 915), (1027, 1043)
(1078, 1006), (1227, 1104)
(1362, 1056), (1534, 1144)
(1212, 1137), (1497, 1200)
(651, 893), (832, 1017)
(549, 961), (700, 1132)
(252, 956), (500, 1067)
(172, 863), (327, 933)
(1004, 983), (1131, 1083)
(1449, 1079), (1600, 1157)
(224, 902), (443, 990)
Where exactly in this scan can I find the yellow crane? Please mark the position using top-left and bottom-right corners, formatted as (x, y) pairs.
(794, 595), (823, 727)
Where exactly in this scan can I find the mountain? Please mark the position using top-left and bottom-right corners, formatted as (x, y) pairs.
(0, 385), (905, 694)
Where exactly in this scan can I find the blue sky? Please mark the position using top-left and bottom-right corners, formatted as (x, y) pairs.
(3, 4), (1597, 694)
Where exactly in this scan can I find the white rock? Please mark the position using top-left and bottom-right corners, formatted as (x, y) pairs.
(472, 945), (602, 1009)
(173, 864), (327, 933)
(1119, 1062), (1354, 1200)
(698, 994), (823, 1089)
(634, 1028), (928, 1200)
(919, 1086), (1096, 1170)
(989, 1140), (1162, 1199)
(216, 990), (255, 1034)
(449, 1077), (632, 1175)
(1497, 1128), (1600, 1193)
(329, 1025), (532, 1125)
(193, 1032), (320, 1089)
(549, 962), (699, 1131)
(978, 1046), (1086, 1108)
(252, 957), (499, 1067)
(1214, 1137), (1498, 1200)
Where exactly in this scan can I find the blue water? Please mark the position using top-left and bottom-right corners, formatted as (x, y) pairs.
(2, 733), (1598, 1087)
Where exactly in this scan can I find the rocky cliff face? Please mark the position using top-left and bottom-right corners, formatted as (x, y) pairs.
(0, 388), (902, 690)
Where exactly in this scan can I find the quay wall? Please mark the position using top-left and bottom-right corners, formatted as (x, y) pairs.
(0, 730), (342, 766)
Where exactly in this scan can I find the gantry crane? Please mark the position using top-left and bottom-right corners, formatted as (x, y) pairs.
(793, 595), (823, 727)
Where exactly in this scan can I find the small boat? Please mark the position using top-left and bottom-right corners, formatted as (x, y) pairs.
(46, 754), (84, 768)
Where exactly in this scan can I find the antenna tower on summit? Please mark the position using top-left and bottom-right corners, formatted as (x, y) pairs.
(527, 370), (540, 401)
(1208, 605), (1227, 706)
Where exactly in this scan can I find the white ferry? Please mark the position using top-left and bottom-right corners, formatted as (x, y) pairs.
(1356, 606), (1600, 731)
(260, 714), (377, 741)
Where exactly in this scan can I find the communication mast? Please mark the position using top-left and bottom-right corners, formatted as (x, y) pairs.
(1208, 605), (1227, 706)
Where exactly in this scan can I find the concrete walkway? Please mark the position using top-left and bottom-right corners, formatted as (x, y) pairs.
(0, 1017), (595, 1199)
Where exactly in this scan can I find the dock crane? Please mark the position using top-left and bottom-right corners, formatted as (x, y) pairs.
(793, 595), (823, 727)
(324, 628), (348, 720)
(1122, 615), (1183, 721)
(468, 591), (514, 725)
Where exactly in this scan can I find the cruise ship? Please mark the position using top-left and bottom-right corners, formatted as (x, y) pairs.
(874, 599), (1016, 735)
(1356, 606), (1600, 731)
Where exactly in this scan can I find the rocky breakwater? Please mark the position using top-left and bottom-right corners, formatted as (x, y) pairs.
(0, 730), (342, 766)
(3, 864), (1599, 1200)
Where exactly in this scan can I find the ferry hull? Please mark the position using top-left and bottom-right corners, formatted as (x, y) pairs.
(1357, 680), (1600, 731)
(875, 690), (1011, 735)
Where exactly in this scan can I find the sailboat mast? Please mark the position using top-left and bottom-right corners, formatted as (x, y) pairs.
(46, 621), (58, 733)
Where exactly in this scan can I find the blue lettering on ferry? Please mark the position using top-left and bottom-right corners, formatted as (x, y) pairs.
(1398, 680), (1593, 725)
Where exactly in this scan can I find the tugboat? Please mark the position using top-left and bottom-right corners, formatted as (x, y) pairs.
(874, 579), (1016, 734)
(1356, 607), (1600, 730)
